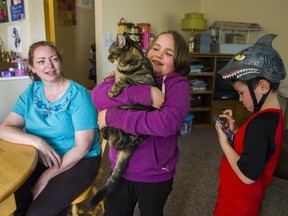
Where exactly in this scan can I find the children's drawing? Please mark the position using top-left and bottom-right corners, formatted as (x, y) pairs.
(7, 25), (23, 53)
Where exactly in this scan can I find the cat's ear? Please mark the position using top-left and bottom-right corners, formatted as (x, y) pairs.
(117, 34), (126, 48)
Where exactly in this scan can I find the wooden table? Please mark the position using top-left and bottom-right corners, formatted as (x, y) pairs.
(0, 140), (38, 215)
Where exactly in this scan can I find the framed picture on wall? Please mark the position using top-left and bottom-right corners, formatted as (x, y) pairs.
(10, 0), (25, 21)
(0, 0), (9, 23)
(58, 0), (77, 26)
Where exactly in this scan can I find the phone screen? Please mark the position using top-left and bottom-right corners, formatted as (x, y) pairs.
(212, 115), (234, 143)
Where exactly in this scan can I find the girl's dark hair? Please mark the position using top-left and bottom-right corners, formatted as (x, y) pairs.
(28, 41), (62, 81)
(147, 30), (190, 76)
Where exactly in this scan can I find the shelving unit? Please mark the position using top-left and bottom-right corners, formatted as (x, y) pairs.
(0, 62), (13, 72)
(188, 52), (251, 128)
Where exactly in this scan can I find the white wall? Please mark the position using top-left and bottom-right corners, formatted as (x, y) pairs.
(0, 0), (45, 58)
(201, 0), (288, 87)
(0, 0), (44, 123)
(201, 0), (288, 127)
(95, 0), (288, 87)
(0, 77), (31, 123)
(95, 0), (202, 82)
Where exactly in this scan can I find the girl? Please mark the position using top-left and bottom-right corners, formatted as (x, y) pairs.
(92, 30), (191, 216)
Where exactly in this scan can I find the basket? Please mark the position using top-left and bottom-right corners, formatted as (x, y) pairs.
(118, 18), (127, 34)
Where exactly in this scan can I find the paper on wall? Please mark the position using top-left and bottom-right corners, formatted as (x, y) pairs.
(7, 25), (22, 53)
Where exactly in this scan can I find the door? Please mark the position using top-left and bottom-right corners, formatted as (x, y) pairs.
(43, 0), (55, 43)
(42, 0), (96, 89)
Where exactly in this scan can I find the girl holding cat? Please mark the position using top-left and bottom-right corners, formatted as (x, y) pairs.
(92, 30), (191, 216)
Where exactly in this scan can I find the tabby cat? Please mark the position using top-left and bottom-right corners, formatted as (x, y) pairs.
(90, 32), (157, 207)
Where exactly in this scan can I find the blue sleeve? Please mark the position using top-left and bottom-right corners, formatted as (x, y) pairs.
(70, 86), (98, 131)
(12, 84), (32, 117)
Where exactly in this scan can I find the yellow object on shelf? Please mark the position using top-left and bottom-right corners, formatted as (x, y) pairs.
(181, 12), (207, 53)
(118, 18), (127, 34)
(181, 13), (207, 31)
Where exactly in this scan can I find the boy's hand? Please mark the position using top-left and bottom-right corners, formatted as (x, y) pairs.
(219, 109), (238, 134)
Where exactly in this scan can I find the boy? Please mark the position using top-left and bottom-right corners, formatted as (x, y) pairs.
(214, 34), (286, 216)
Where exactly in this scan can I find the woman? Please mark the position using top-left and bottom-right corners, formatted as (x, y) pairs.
(92, 30), (191, 216)
(0, 41), (101, 216)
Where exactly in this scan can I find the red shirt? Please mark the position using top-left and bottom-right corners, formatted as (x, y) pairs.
(214, 109), (284, 216)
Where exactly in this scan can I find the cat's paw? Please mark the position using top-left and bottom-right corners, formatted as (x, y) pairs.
(104, 71), (116, 80)
(108, 90), (118, 97)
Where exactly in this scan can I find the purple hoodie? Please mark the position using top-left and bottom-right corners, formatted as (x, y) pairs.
(92, 72), (190, 182)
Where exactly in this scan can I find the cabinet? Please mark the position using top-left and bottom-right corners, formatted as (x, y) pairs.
(188, 53), (251, 128)
(0, 62), (14, 72)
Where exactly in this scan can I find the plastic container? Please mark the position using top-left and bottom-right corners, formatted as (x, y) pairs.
(1, 70), (15, 77)
(180, 114), (194, 135)
(137, 23), (151, 33)
(140, 32), (150, 50)
(13, 58), (28, 76)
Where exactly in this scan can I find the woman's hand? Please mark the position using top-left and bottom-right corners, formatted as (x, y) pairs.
(98, 109), (107, 130)
(34, 139), (61, 169)
(151, 87), (165, 109)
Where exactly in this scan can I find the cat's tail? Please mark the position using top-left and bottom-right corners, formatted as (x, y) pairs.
(89, 149), (133, 208)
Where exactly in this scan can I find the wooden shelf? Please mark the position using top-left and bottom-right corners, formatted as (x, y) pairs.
(188, 72), (214, 77)
(188, 52), (251, 128)
(191, 90), (213, 94)
(188, 53), (234, 127)
(190, 107), (211, 112)
(190, 52), (235, 58)
(0, 62), (14, 72)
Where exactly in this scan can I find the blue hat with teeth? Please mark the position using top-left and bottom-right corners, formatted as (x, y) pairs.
(218, 34), (286, 83)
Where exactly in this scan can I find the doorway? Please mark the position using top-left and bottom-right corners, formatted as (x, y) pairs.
(43, 0), (96, 89)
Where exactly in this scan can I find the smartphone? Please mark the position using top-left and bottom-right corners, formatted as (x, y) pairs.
(212, 115), (234, 143)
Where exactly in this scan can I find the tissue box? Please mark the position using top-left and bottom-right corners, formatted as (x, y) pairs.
(180, 114), (194, 135)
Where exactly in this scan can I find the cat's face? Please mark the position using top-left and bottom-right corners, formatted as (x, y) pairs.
(108, 33), (143, 68)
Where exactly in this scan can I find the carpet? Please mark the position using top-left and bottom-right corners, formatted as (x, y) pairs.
(76, 128), (288, 216)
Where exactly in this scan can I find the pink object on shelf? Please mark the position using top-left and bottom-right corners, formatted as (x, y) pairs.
(13, 58), (28, 76)
(14, 68), (28, 76)
(141, 32), (150, 50)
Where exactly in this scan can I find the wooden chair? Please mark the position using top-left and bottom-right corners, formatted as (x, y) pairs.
(70, 139), (107, 216)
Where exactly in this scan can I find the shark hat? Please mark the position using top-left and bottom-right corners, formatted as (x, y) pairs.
(218, 34), (286, 112)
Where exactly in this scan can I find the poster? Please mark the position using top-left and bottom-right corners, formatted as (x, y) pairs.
(7, 25), (23, 53)
(77, 0), (92, 9)
(10, 0), (25, 21)
(58, 0), (76, 26)
(0, 0), (8, 23)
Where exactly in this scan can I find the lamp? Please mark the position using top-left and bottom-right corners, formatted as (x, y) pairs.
(181, 13), (207, 52)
